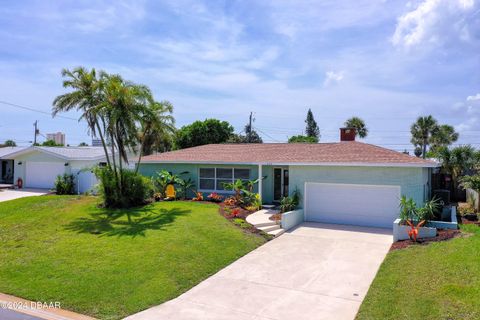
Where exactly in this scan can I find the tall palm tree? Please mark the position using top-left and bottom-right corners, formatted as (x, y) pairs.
(52, 67), (111, 166)
(135, 100), (175, 173)
(100, 73), (152, 186)
(344, 117), (368, 138)
(410, 115), (438, 159)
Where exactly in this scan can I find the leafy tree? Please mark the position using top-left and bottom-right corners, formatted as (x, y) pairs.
(410, 115), (458, 158)
(244, 123), (263, 143)
(38, 140), (63, 147)
(175, 119), (234, 149)
(228, 124), (263, 144)
(305, 108), (320, 140)
(4, 140), (16, 147)
(344, 117), (368, 138)
(78, 142), (88, 146)
(288, 135), (318, 143)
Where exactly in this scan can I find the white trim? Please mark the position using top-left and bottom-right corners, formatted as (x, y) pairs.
(258, 164), (263, 202)
(141, 160), (438, 168)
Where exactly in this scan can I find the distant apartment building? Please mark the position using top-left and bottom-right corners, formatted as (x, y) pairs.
(46, 132), (65, 146)
(92, 138), (102, 147)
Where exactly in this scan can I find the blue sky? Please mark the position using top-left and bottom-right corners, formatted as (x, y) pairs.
(0, 0), (479, 151)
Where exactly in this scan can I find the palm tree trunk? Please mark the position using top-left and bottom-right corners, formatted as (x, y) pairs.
(134, 129), (149, 174)
(422, 137), (427, 159)
(95, 120), (111, 167)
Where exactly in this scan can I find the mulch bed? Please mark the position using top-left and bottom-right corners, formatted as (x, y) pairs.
(217, 203), (272, 239)
(461, 217), (480, 225)
(390, 229), (463, 251)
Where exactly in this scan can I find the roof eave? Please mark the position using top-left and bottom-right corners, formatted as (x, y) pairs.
(139, 159), (439, 168)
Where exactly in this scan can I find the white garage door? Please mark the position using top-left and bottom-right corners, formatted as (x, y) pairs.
(26, 162), (66, 189)
(304, 182), (401, 228)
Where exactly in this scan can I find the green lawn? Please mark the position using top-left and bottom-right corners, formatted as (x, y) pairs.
(0, 196), (265, 320)
(357, 224), (480, 320)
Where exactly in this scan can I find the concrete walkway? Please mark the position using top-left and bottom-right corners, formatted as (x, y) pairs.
(0, 189), (49, 202)
(126, 222), (392, 320)
(246, 209), (285, 237)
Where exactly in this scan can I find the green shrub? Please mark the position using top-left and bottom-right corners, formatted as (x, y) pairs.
(399, 196), (441, 222)
(95, 167), (154, 208)
(54, 174), (75, 195)
(280, 188), (301, 213)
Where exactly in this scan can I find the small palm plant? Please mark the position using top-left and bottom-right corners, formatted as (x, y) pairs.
(399, 196), (441, 242)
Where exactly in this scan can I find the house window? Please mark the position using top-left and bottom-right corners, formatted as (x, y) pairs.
(198, 167), (251, 191)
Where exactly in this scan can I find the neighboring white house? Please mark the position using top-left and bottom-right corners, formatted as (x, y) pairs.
(0, 146), (113, 193)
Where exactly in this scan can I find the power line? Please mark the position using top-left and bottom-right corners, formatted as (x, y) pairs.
(0, 100), (78, 121)
(254, 126), (281, 142)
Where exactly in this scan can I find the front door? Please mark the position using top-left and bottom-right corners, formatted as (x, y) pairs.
(273, 168), (289, 201)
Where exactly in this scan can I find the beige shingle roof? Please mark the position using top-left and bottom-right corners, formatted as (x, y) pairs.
(142, 142), (438, 167)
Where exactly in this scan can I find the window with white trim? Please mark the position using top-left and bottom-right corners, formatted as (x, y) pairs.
(199, 167), (251, 191)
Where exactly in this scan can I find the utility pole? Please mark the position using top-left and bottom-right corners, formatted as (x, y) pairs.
(247, 112), (253, 143)
(33, 120), (38, 145)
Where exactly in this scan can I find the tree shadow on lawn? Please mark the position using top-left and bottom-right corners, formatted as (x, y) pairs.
(64, 206), (190, 237)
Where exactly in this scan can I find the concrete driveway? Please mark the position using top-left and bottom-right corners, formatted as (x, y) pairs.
(0, 189), (49, 202)
(126, 222), (392, 320)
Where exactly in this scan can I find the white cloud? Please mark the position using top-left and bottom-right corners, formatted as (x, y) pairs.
(323, 71), (344, 86)
(467, 93), (480, 101)
(392, 0), (478, 49)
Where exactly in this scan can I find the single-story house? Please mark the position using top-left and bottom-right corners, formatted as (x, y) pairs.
(139, 128), (438, 228)
(0, 146), (111, 193)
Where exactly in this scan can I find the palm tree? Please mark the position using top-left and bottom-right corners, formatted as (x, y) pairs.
(100, 73), (152, 187)
(344, 117), (368, 138)
(135, 100), (175, 173)
(430, 124), (459, 153)
(436, 145), (476, 200)
(410, 115), (438, 159)
(52, 67), (111, 166)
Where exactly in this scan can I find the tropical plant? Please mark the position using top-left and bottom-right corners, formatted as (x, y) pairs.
(192, 192), (203, 201)
(399, 195), (417, 222)
(305, 108), (320, 140)
(406, 220), (426, 242)
(344, 116), (368, 138)
(153, 170), (188, 195)
(436, 145), (476, 199)
(288, 135), (318, 143)
(222, 179), (245, 201)
(430, 124), (459, 153)
(399, 196), (441, 223)
(207, 192), (223, 202)
(54, 174), (75, 195)
(178, 177), (195, 200)
(78, 142), (88, 146)
(175, 119), (234, 149)
(279, 188), (301, 213)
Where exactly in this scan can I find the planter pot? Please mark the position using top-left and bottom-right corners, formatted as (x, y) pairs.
(393, 219), (437, 242)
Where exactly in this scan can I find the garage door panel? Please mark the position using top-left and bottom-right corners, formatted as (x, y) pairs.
(305, 183), (400, 228)
(26, 162), (66, 189)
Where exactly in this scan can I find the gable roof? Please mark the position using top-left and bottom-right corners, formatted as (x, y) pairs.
(141, 142), (438, 168)
(0, 146), (109, 161)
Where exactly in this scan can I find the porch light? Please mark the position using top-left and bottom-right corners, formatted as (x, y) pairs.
(18, 161), (22, 165)
(64, 162), (69, 166)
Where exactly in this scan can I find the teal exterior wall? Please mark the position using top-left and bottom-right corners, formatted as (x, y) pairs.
(288, 165), (431, 207)
(138, 162), (431, 206)
(138, 163), (269, 200)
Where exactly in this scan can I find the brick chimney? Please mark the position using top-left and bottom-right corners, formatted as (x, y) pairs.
(340, 127), (356, 141)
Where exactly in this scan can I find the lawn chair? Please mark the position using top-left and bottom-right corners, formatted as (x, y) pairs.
(165, 184), (176, 200)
